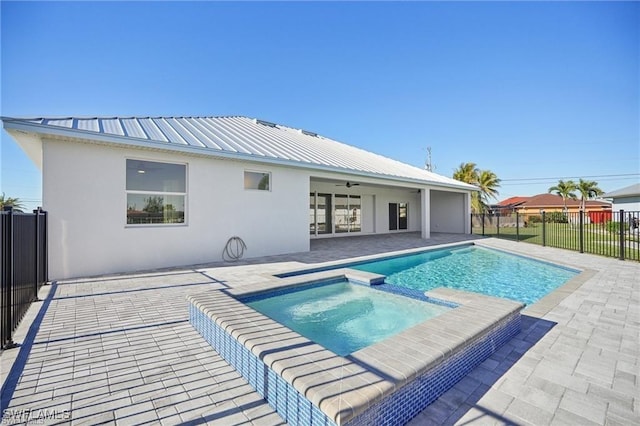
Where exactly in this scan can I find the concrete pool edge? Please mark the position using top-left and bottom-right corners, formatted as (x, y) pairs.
(522, 268), (598, 318)
(187, 277), (524, 425)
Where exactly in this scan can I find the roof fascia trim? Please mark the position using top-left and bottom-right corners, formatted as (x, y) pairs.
(3, 119), (476, 192)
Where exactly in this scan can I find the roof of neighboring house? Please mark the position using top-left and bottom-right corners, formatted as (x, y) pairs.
(602, 183), (640, 198)
(1, 116), (476, 191)
(497, 196), (530, 207)
(519, 193), (611, 209)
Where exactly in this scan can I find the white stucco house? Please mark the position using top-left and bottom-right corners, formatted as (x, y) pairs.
(603, 183), (640, 212)
(2, 116), (476, 279)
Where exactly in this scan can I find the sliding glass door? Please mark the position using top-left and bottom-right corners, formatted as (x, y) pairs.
(310, 192), (361, 236)
(335, 195), (361, 233)
(310, 192), (333, 235)
(349, 196), (361, 232)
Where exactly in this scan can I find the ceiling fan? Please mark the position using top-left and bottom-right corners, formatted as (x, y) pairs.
(336, 181), (360, 188)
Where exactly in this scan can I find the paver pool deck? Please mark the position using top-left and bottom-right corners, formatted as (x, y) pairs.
(1, 233), (638, 425)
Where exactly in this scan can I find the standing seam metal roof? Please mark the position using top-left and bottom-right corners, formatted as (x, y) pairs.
(602, 183), (640, 198)
(2, 116), (476, 190)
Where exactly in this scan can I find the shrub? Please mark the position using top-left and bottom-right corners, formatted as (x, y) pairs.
(606, 220), (620, 233)
(547, 211), (568, 223)
(528, 215), (542, 224)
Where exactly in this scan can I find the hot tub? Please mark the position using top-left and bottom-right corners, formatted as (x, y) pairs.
(188, 271), (523, 425)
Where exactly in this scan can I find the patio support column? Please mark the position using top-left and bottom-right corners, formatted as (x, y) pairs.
(464, 192), (472, 234)
(421, 188), (431, 239)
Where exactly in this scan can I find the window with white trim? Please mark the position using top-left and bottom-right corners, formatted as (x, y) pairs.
(244, 171), (271, 191)
(126, 159), (186, 225)
(389, 202), (408, 230)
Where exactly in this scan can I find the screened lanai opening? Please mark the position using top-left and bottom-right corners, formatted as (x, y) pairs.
(309, 177), (423, 238)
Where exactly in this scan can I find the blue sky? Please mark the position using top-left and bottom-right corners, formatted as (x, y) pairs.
(2, 1), (638, 211)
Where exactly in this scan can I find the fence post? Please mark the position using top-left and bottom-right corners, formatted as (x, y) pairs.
(470, 213), (473, 235)
(542, 211), (546, 247)
(2, 206), (17, 349)
(579, 210), (584, 253)
(496, 214), (500, 236)
(43, 210), (48, 283)
(33, 208), (41, 301)
(619, 209), (625, 261)
(516, 212), (520, 242)
(482, 213), (485, 236)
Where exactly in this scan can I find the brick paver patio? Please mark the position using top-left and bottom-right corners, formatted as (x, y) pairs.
(1, 233), (638, 425)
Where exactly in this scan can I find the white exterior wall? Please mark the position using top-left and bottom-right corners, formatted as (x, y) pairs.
(43, 138), (309, 279)
(430, 190), (467, 233)
(612, 197), (640, 212)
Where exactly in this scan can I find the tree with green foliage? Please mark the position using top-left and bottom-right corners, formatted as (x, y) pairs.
(258, 174), (270, 191)
(576, 178), (603, 211)
(548, 180), (577, 213)
(477, 170), (501, 209)
(143, 196), (164, 213)
(453, 162), (479, 185)
(453, 162), (501, 213)
(0, 193), (25, 212)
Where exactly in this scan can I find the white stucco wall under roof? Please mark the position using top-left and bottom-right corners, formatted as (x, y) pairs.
(603, 183), (640, 211)
(2, 116), (475, 191)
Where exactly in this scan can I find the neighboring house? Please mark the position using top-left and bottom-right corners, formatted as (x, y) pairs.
(493, 196), (530, 215)
(603, 183), (640, 212)
(514, 193), (611, 221)
(2, 116), (476, 279)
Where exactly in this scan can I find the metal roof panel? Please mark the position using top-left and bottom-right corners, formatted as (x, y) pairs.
(121, 118), (148, 139)
(138, 119), (168, 142)
(1, 115), (476, 190)
(101, 118), (125, 136)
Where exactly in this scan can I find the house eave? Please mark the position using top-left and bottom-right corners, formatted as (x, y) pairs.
(3, 118), (476, 192)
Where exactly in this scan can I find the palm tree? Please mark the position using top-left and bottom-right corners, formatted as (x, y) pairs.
(0, 193), (25, 212)
(548, 180), (577, 213)
(576, 178), (603, 211)
(453, 162), (501, 213)
(477, 170), (501, 208)
(453, 162), (478, 184)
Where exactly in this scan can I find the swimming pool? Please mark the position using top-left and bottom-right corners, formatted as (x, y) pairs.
(189, 275), (524, 426)
(279, 245), (579, 305)
(244, 280), (452, 355)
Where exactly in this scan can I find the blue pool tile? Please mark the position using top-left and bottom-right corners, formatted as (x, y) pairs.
(189, 300), (518, 426)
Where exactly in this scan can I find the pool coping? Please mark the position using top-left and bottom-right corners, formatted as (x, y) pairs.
(187, 268), (524, 424)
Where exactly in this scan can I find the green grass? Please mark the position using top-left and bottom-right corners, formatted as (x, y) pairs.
(473, 223), (640, 261)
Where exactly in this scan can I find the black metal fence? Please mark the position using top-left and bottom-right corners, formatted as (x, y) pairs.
(1, 206), (48, 349)
(472, 210), (640, 262)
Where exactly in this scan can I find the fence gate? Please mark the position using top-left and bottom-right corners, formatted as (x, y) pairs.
(1, 206), (48, 349)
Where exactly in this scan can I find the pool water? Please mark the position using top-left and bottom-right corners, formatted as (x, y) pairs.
(246, 281), (451, 356)
(352, 246), (578, 305)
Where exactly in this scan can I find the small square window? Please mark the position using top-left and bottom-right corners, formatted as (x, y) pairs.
(244, 171), (270, 191)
